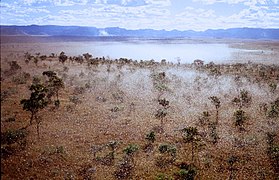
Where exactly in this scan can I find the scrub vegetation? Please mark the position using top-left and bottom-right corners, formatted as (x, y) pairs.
(1, 41), (279, 179)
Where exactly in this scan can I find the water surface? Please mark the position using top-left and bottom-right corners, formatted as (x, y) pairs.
(1, 38), (277, 64)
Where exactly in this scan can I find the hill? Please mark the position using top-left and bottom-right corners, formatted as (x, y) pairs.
(1, 25), (279, 39)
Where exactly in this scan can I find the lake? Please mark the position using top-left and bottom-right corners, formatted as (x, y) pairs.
(1, 37), (278, 64)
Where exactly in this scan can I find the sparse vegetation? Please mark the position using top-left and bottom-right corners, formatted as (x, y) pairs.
(1, 41), (279, 179)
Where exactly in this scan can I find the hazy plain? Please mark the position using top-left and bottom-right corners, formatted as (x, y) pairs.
(1, 36), (279, 65)
(1, 36), (278, 180)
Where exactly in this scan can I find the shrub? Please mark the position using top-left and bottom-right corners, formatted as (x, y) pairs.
(156, 144), (177, 167)
(174, 163), (197, 180)
(8, 61), (21, 71)
(1, 128), (28, 158)
(155, 109), (167, 119)
(209, 96), (220, 109)
(232, 90), (252, 108)
(158, 98), (169, 108)
(32, 76), (41, 85)
(146, 131), (156, 143)
(123, 144), (139, 156)
(158, 144), (176, 157)
(209, 96), (221, 124)
(234, 109), (247, 127)
(199, 111), (210, 126)
(269, 82), (277, 93)
(1, 129), (28, 145)
(12, 72), (30, 85)
(208, 122), (219, 144)
(59, 51), (68, 64)
(267, 99), (279, 118)
(227, 155), (238, 180)
(266, 132), (279, 173)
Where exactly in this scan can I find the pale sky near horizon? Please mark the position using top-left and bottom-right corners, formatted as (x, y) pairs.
(1, 0), (278, 31)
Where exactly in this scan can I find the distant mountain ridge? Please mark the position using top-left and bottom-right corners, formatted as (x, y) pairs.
(1, 25), (279, 39)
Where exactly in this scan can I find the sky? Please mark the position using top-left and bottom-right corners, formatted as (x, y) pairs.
(0, 0), (278, 31)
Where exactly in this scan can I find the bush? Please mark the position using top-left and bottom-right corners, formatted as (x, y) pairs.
(32, 76), (41, 85)
(146, 131), (156, 143)
(267, 99), (279, 118)
(208, 122), (219, 144)
(155, 109), (167, 119)
(8, 61), (21, 71)
(266, 132), (279, 173)
(234, 109), (247, 127)
(158, 144), (176, 157)
(1, 129), (28, 145)
(174, 163), (197, 180)
(156, 144), (177, 167)
(12, 72), (30, 85)
(123, 144), (139, 156)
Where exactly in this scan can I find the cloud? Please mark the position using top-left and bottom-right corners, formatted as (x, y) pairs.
(193, 0), (246, 4)
(95, 0), (170, 6)
(56, 3), (171, 29)
(18, 0), (89, 6)
(0, 0), (278, 30)
(193, 0), (278, 4)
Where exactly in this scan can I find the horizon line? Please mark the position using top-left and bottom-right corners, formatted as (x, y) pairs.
(1, 24), (279, 32)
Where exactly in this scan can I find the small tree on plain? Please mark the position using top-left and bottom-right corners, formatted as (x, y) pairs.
(155, 98), (169, 132)
(20, 83), (48, 136)
(232, 90), (252, 109)
(43, 71), (64, 107)
(144, 131), (156, 152)
(227, 155), (238, 180)
(59, 51), (68, 64)
(234, 109), (247, 129)
(209, 96), (221, 124)
(182, 127), (201, 163)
